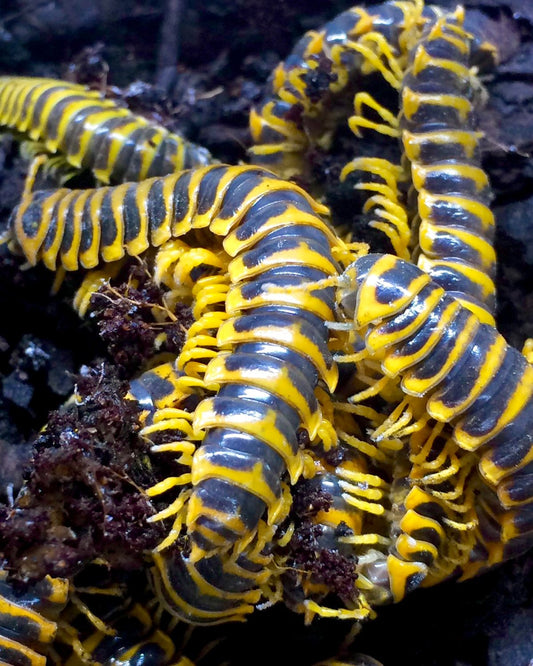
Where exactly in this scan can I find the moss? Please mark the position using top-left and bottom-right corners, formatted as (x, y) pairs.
(0, 364), (165, 582)
(89, 263), (193, 377)
(287, 478), (358, 602)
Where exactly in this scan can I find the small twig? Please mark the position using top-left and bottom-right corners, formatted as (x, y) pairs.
(95, 284), (179, 323)
(155, 0), (186, 92)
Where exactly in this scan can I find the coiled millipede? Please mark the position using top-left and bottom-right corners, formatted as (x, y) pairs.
(250, 0), (499, 324)
(0, 572), (68, 666)
(5, 163), (366, 623)
(249, 0), (432, 181)
(334, 253), (533, 597)
(1, 0), (530, 650)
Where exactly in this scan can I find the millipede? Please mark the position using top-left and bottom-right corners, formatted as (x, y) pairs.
(129, 362), (281, 626)
(0, 76), (211, 186)
(150, 543), (277, 626)
(276, 402), (391, 621)
(336, 253), (533, 592)
(62, 600), (184, 666)
(6, 164), (358, 611)
(248, 0), (495, 182)
(1, 3), (532, 660)
(249, 0), (430, 181)
(273, 391), (475, 611)
(0, 571), (68, 666)
(249, 0), (499, 304)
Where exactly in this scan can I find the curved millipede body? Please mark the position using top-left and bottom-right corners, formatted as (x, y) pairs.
(277, 402), (475, 608)
(10, 165), (346, 608)
(0, 571), (68, 666)
(400, 10), (497, 324)
(0, 77), (211, 185)
(249, 0), (499, 181)
(150, 547), (273, 626)
(281, 444), (389, 619)
(64, 600), (194, 666)
(129, 362), (279, 625)
(250, 1), (499, 283)
(249, 0), (430, 181)
(338, 254), (533, 583)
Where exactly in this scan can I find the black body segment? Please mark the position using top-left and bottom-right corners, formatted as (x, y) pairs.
(35, 165), (346, 621)
(0, 572), (68, 666)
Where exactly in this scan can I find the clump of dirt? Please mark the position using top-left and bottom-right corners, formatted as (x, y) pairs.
(88, 262), (193, 377)
(0, 363), (164, 581)
(284, 477), (359, 603)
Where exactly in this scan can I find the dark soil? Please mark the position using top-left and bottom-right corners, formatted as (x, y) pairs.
(0, 1), (532, 665)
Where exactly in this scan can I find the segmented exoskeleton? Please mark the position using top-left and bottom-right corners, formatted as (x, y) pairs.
(7, 164), (354, 593)
(250, 2), (499, 289)
(0, 77), (211, 186)
(247, 0), (429, 260)
(63, 600), (189, 666)
(336, 254), (533, 593)
(400, 10), (497, 324)
(276, 399), (392, 621)
(249, 0), (429, 182)
(0, 571), (68, 666)
(129, 361), (281, 625)
(150, 545), (277, 626)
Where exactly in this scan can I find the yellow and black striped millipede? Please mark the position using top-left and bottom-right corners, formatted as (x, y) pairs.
(2, 0), (531, 642)
(8, 169), (533, 622)
(249, 0), (496, 180)
(248, 0), (436, 179)
(7, 164), (347, 623)
(338, 254), (533, 583)
(249, 0), (499, 325)
(0, 571), (68, 666)
(0, 77), (211, 186)
(400, 9), (497, 324)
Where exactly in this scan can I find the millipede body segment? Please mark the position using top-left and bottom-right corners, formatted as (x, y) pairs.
(2, 1), (527, 641)
(249, 0), (427, 181)
(63, 599), (193, 666)
(150, 547), (273, 625)
(130, 362), (276, 625)
(249, 1), (499, 319)
(0, 77), (211, 185)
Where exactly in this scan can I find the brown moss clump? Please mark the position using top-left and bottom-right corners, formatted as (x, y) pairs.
(0, 364), (166, 582)
(288, 523), (359, 602)
(285, 478), (359, 603)
(88, 263), (193, 377)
